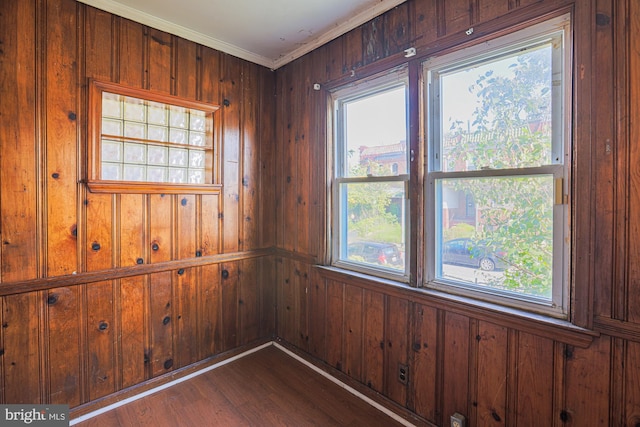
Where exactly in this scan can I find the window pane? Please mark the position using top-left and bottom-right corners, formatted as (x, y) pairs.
(340, 181), (406, 272)
(342, 86), (407, 177)
(439, 43), (553, 172)
(436, 175), (554, 299)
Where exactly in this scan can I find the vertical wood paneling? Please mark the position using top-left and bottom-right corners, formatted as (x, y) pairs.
(148, 271), (173, 377)
(564, 335), (610, 426)
(85, 194), (114, 271)
(441, 0), (473, 36)
(363, 290), (385, 393)
(411, 0), (439, 52)
(344, 285), (364, 381)
(1, 294), (42, 403)
(516, 332), (554, 425)
(119, 194), (145, 266)
(199, 264), (221, 358)
(442, 312), (470, 421)
(147, 29), (172, 93)
(385, 296), (409, 406)
(477, 0), (511, 22)
(411, 304), (438, 422)
(86, 280), (115, 400)
(175, 268), (198, 368)
(383, 4), (410, 58)
(47, 286), (81, 405)
(258, 68), (276, 249)
(177, 196), (196, 259)
(221, 55), (242, 253)
(308, 271), (327, 359)
(220, 261), (239, 351)
(239, 258), (260, 345)
(46, 0), (79, 276)
(295, 59), (311, 256)
(279, 65), (297, 252)
(241, 63), (260, 251)
(118, 19), (145, 88)
(295, 261), (310, 351)
(149, 194), (173, 263)
(475, 321), (508, 426)
(0, 0), (38, 282)
(326, 280), (344, 370)
(363, 16), (385, 65)
(119, 276), (147, 388)
(343, 27), (364, 73)
(626, 341), (640, 424)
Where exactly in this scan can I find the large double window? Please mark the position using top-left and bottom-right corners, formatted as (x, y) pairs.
(331, 70), (410, 280)
(331, 15), (571, 317)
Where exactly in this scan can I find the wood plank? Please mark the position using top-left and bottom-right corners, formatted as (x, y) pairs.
(241, 61), (260, 251)
(1, 294), (42, 403)
(626, 340), (640, 425)
(326, 279), (344, 371)
(149, 194), (173, 263)
(516, 332), (554, 425)
(46, 0), (79, 277)
(119, 275), (147, 388)
(85, 194), (114, 271)
(564, 335), (610, 426)
(118, 18), (145, 88)
(411, 304), (438, 422)
(258, 68), (277, 249)
(174, 37), (196, 99)
(475, 321), (508, 426)
(344, 284), (364, 381)
(198, 263), (221, 359)
(176, 195), (196, 259)
(47, 286), (82, 405)
(411, 0), (438, 53)
(385, 295), (409, 406)
(86, 280), (116, 400)
(441, 0), (473, 36)
(174, 268), (198, 368)
(477, 0), (511, 23)
(308, 270), (327, 359)
(119, 194), (145, 267)
(363, 289), (385, 393)
(0, 0), (38, 282)
(148, 271), (174, 377)
(239, 258), (259, 345)
(147, 28), (172, 93)
(363, 15), (385, 65)
(383, 4), (410, 57)
(220, 261), (239, 350)
(442, 312), (470, 422)
(221, 55), (242, 253)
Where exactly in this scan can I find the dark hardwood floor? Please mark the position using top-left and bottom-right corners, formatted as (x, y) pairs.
(73, 345), (408, 426)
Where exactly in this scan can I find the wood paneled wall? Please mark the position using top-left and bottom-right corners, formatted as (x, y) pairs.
(274, 0), (640, 425)
(0, 0), (275, 408)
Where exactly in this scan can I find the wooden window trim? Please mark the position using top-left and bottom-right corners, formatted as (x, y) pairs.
(87, 79), (221, 194)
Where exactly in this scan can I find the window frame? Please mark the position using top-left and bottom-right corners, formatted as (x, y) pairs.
(87, 80), (221, 194)
(329, 69), (411, 281)
(422, 14), (572, 318)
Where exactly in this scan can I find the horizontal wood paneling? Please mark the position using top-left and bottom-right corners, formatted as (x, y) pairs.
(0, 0), (275, 408)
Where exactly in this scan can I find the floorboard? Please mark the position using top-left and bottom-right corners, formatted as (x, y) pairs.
(73, 345), (407, 426)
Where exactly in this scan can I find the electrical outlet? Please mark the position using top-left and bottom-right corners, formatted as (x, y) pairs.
(398, 363), (408, 385)
(451, 413), (466, 427)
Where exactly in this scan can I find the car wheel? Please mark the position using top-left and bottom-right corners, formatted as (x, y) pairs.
(479, 258), (495, 271)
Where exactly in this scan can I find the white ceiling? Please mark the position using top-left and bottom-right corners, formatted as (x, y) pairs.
(78, 0), (407, 70)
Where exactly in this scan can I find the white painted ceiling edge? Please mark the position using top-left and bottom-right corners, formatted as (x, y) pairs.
(76, 0), (407, 70)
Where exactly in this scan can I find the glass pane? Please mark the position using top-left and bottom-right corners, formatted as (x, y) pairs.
(102, 140), (122, 162)
(148, 125), (168, 142)
(342, 86), (407, 178)
(102, 118), (122, 136)
(189, 150), (205, 168)
(170, 106), (188, 128)
(123, 97), (146, 122)
(102, 92), (122, 118)
(147, 166), (167, 182)
(124, 121), (146, 139)
(123, 164), (145, 181)
(439, 43), (553, 172)
(190, 111), (206, 131)
(124, 143), (146, 164)
(188, 169), (205, 183)
(435, 175), (554, 299)
(189, 132), (205, 146)
(169, 148), (188, 166)
(168, 168), (187, 183)
(102, 163), (121, 180)
(340, 181), (406, 272)
(169, 128), (188, 144)
(147, 146), (168, 165)
(147, 101), (167, 125)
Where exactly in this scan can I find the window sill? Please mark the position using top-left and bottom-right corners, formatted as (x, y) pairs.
(86, 180), (223, 195)
(315, 265), (598, 348)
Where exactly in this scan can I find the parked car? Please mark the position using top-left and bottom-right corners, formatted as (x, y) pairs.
(347, 242), (403, 267)
(442, 238), (507, 271)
